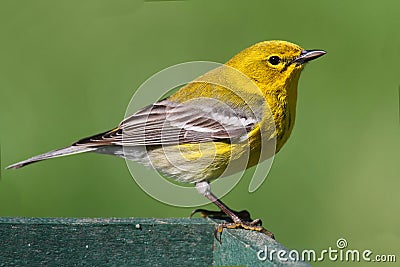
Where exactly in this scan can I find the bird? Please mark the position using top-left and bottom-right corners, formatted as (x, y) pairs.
(7, 40), (326, 241)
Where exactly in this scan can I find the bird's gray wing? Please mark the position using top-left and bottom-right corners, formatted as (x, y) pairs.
(75, 98), (259, 146)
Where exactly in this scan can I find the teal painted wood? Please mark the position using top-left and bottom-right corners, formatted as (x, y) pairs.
(214, 228), (309, 266)
(0, 217), (309, 266)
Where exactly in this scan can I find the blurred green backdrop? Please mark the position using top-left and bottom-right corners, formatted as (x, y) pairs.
(1, 0), (399, 266)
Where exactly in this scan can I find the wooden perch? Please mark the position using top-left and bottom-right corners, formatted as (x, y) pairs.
(0, 217), (309, 266)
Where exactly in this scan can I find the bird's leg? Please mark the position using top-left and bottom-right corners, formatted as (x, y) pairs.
(194, 182), (275, 243)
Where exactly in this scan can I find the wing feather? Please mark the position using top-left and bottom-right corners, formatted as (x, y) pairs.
(75, 98), (258, 146)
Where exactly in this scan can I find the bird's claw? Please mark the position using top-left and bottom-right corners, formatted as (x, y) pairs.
(213, 219), (274, 244)
(190, 208), (274, 243)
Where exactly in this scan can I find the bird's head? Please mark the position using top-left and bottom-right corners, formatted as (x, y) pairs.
(226, 40), (326, 94)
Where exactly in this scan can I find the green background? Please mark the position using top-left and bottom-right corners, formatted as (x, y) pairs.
(1, 0), (399, 265)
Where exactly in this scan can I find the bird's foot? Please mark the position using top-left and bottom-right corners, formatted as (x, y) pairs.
(214, 219), (275, 243)
(190, 208), (275, 243)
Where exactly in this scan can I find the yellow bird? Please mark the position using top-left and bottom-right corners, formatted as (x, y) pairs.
(7, 40), (325, 241)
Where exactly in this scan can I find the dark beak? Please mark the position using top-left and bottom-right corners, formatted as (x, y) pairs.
(291, 49), (326, 65)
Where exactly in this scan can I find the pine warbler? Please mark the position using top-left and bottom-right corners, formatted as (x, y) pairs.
(7, 40), (325, 241)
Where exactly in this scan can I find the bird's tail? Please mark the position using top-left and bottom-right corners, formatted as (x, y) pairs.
(6, 145), (97, 169)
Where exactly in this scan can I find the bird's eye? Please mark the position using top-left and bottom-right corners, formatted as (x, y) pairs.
(268, 56), (281, 65)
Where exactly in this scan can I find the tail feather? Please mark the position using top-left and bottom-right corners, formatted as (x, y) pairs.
(6, 146), (97, 169)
